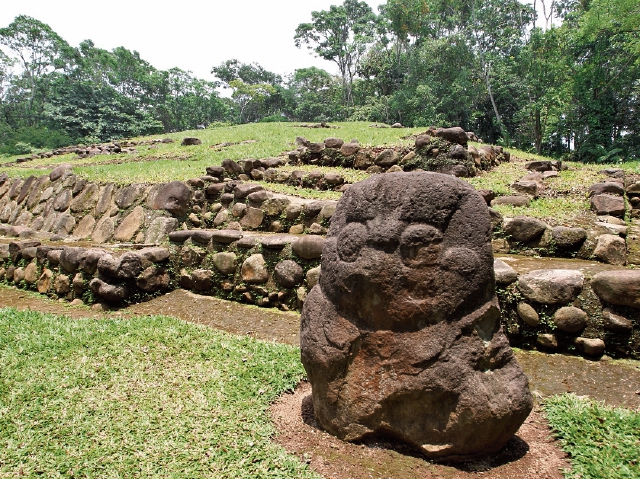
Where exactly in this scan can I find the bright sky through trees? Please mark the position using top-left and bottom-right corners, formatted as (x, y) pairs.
(0, 0), (383, 79)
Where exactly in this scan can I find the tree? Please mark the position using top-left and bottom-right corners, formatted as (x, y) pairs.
(286, 67), (342, 121)
(459, 0), (535, 144)
(228, 80), (276, 123)
(294, 0), (378, 107)
(212, 59), (282, 88)
(0, 15), (72, 125)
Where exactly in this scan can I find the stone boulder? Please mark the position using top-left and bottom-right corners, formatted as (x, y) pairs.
(503, 216), (547, 243)
(525, 161), (553, 172)
(324, 137), (344, 149)
(89, 278), (128, 303)
(435, 127), (468, 145)
(494, 258), (517, 285)
(151, 181), (192, 216)
(551, 227), (587, 250)
(591, 270), (640, 308)
(593, 234), (626, 265)
(588, 182), (625, 197)
(274, 260), (304, 288)
(590, 194), (625, 217)
(301, 171), (532, 461)
(553, 306), (587, 333)
(517, 269), (583, 305)
(181, 137), (202, 146)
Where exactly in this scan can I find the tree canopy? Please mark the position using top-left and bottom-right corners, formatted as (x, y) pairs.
(0, 1), (638, 162)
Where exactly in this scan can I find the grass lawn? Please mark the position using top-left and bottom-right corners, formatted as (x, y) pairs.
(0, 308), (318, 478)
(0, 122), (425, 185)
(544, 394), (640, 479)
(1, 308), (639, 478)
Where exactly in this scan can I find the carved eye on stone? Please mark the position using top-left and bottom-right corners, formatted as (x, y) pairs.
(337, 223), (368, 262)
(399, 224), (443, 267)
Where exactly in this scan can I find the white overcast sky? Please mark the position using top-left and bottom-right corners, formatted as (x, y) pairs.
(0, 0), (384, 81)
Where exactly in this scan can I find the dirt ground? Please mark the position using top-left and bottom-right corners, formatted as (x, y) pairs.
(271, 381), (570, 479)
(2, 286), (639, 478)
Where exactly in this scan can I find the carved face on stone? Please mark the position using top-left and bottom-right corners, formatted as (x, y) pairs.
(321, 172), (494, 331)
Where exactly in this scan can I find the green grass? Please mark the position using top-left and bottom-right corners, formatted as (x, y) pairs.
(0, 308), (318, 478)
(1, 122), (424, 185)
(544, 394), (640, 479)
(2, 121), (637, 217)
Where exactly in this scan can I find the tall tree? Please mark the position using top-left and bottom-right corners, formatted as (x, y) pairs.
(294, 0), (378, 107)
(0, 15), (72, 125)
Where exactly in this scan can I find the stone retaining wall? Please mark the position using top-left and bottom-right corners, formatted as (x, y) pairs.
(0, 236), (637, 359)
(0, 162), (638, 359)
(495, 258), (639, 359)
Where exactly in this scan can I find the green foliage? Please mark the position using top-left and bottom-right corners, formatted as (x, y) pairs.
(294, 0), (378, 106)
(0, 125), (73, 154)
(544, 394), (640, 479)
(0, 308), (318, 478)
(1, 2), (639, 159)
(258, 113), (288, 123)
(11, 141), (33, 154)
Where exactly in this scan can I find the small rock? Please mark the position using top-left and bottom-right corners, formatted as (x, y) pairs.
(494, 259), (517, 285)
(517, 302), (540, 327)
(574, 337), (606, 357)
(602, 308), (633, 333)
(537, 334), (558, 349)
(553, 306), (587, 333)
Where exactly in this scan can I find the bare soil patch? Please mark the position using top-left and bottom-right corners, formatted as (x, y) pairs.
(271, 381), (570, 479)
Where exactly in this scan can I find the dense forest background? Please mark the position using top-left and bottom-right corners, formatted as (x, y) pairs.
(0, 0), (638, 162)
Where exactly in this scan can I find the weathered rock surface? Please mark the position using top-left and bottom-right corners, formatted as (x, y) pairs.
(593, 234), (626, 265)
(553, 306), (587, 333)
(494, 258), (517, 285)
(301, 171), (532, 460)
(591, 270), (640, 308)
(151, 181), (191, 216)
(517, 269), (584, 305)
(503, 216), (547, 243)
(590, 194), (625, 217)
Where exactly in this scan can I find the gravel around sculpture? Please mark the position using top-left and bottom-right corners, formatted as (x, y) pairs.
(300, 171), (533, 461)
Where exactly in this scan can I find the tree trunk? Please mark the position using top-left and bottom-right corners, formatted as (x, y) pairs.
(534, 108), (542, 154)
(484, 68), (509, 145)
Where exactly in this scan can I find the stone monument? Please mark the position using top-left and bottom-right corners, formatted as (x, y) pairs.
(300, 171), (532, 460)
